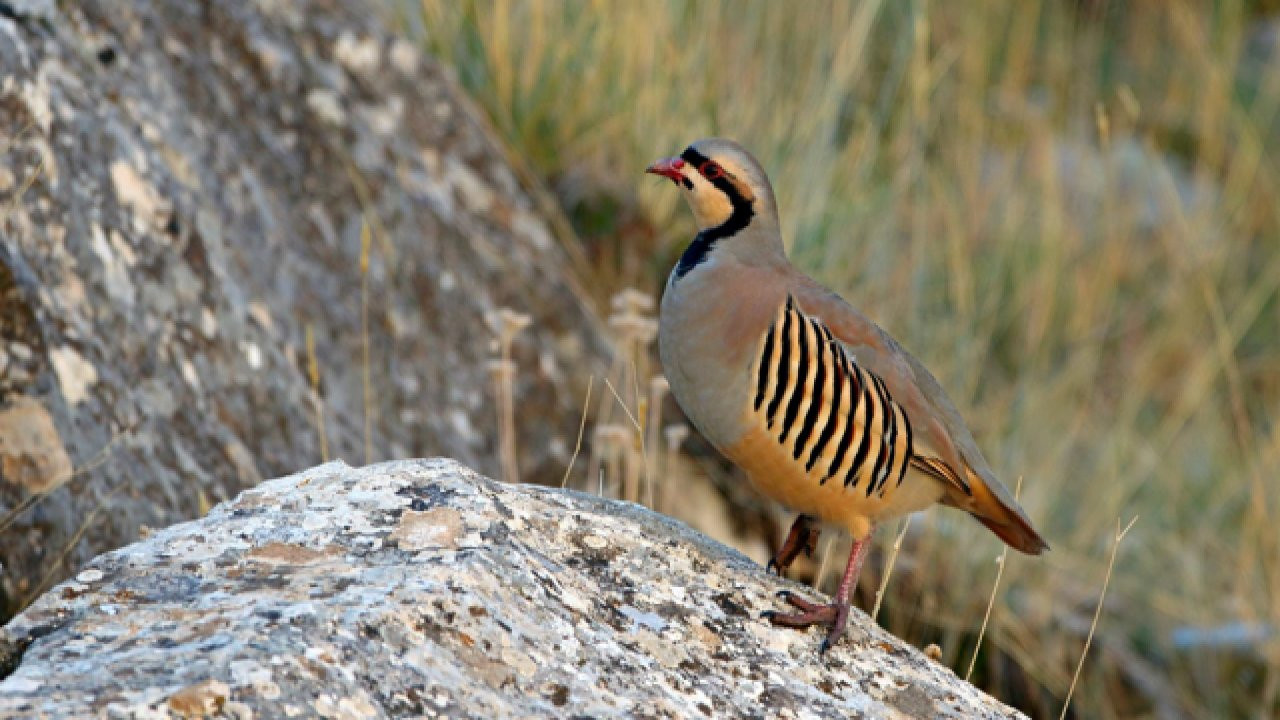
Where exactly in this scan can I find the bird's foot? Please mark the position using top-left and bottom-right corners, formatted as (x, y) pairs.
(763, 590), (851, 653)
(767, 515), (820, 575)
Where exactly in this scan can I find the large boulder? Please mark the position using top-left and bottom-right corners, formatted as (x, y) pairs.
(0, 458), (1024, 719)
(0, 0), (604, 617)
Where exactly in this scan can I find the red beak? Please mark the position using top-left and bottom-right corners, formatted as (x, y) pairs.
(646, 156), (686, 183)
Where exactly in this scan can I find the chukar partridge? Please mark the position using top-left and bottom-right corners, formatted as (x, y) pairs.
(649, 138), (1047, 652)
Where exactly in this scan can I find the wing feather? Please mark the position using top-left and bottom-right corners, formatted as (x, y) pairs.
(786, 278), (1047, 553)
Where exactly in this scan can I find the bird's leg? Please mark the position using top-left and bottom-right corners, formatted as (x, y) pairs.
(767, 514), (820, 575)
(764, 531), (873, 653)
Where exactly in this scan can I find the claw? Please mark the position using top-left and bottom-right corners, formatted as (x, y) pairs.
(766, 528), (870, 653)
(818, 602), (851, 654)
(763, 592), (851, 650)
(780, 591), (827, 614)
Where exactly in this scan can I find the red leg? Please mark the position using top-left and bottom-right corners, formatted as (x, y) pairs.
(765, 531), (873, 653)
(767, 514), (820, 576)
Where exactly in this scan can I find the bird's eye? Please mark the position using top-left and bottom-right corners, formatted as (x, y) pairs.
(699, 161), (725, 180)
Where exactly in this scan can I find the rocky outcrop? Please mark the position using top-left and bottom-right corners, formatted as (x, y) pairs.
(0, 458), (1023, 719)
(0, 1), (604, 616)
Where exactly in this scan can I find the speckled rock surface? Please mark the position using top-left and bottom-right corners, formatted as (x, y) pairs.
(0, 458), (1023, 719)
(0, 1), (604, 616)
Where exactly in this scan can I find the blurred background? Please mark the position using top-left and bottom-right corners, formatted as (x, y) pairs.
(406, 1), (1280, 717)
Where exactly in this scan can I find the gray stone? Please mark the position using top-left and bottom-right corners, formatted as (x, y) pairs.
(0, 0), (55, 24)
(0, 458), (1024, 719)
(0, 0), (606, 617)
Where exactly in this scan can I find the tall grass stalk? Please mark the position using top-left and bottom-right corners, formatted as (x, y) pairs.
(359, 219), (374, 465)
(1060, 516), (1139, 720)
(872, 517), (911, 623)
(304, 324), (329, 463)
(561, 376), (594, 488)
(966, 475), (1022, 682)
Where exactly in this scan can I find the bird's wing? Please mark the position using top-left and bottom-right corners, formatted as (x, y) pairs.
(787, 277), (1048, 554)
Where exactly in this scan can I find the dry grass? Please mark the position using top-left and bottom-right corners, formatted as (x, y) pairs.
(1061, 515), (1139, 720)
(359, 218), (375, 465)
(413, 1), (1280, 716)
(968, 475), (1023, 683)
(304, 323), (330, 462)
(486, 308), (532, 484)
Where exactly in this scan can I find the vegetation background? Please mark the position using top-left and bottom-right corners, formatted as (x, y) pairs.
(403, 1), (1280, 717)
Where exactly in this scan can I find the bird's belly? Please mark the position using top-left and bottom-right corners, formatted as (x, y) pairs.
(724, 425), (942, 538)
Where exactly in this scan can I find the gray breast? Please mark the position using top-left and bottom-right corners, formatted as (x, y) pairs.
(658, 260), (755, 450)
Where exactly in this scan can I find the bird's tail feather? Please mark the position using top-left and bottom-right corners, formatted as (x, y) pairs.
(971, 511), (1048, 555)
(959, 467), (1049, 555)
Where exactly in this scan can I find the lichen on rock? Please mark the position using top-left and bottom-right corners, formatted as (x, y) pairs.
(0, 398), (71, 494)
(0, 458), (1024, 719)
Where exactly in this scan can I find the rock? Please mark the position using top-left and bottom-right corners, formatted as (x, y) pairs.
(0, 458), (1023, 719)
(0, 0), (606, 617)
(0, 0), (55, 24)
(980, 136), (1221, 245)
(0, 397), (72, 494)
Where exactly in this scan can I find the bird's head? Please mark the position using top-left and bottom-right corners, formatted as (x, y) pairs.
(646, 138), (778, 234)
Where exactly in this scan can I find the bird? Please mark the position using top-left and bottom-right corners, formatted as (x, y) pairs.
(648, 138), (1047, 652)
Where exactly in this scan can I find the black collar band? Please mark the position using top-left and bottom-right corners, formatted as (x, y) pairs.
(674, 147), (755, 278)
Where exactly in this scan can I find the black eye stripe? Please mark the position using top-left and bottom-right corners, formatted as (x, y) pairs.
(680, 147), (710, 167)
(681, 147), (750, 202)
(682, 148), (728, 180)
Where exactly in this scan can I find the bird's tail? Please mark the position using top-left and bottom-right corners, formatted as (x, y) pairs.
(958, 467), (1049, 555)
